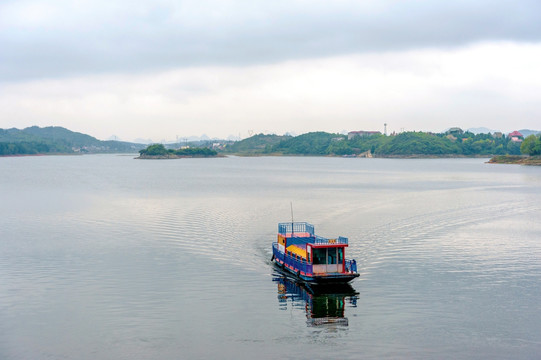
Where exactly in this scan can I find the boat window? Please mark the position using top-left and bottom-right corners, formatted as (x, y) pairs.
(328, 248), (337, 264)
(312, 248), (327, 265)
(338, 248), (343, 263)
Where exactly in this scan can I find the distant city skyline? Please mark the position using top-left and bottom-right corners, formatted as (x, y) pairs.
(1, 1), (541, 142)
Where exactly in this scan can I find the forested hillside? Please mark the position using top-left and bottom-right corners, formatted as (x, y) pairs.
(0, 126), (144, 155)
(221, 131), (530, 157)
(3, 126), (537, 158)
(222, 134), (288, 154)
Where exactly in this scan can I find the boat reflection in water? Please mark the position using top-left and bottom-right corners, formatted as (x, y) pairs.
(273, 272), (358, 327)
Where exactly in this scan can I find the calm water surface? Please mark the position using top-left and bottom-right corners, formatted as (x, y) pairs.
(1, 155), (540, 359)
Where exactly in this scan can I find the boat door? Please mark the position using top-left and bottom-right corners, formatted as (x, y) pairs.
(312, 247), (343, 273)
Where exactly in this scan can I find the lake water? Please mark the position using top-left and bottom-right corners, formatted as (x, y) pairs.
(1, 155), (540, 359)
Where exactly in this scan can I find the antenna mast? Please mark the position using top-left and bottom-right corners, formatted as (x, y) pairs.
(290, 202), (294, 236)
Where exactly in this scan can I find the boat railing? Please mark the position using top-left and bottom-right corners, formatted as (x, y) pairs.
(278, 222), (315, 236)
(282, 248), (312, 274)
(314, 235), (349, 245)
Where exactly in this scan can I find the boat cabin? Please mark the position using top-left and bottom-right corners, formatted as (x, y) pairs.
(276, 222), (356, 275)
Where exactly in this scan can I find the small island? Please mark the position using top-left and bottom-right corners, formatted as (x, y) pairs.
(136, 143), (219, 159)
(487, 155), (541, 166)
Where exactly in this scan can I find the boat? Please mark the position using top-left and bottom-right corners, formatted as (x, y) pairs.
(271, 222), (359, 285)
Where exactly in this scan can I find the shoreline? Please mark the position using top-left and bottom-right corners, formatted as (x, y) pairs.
(136, 154), (225, 159)
(4, 153), (539, 165)
(0, 153), (83, 158)
(222, 153), (492, 159)
(487, 155), (541, 166)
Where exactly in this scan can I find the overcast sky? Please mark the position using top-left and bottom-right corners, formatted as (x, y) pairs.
(1, 0), (541, 141)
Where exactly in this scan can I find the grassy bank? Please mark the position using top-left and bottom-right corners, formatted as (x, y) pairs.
(487, 155), (541, 166)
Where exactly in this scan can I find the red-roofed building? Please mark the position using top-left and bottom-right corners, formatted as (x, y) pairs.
(508, 131), (524, 143)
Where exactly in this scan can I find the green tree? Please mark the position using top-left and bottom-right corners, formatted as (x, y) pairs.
(272, 132), (341, 155)
(534, 137), (541, 156)
(377, 132), (460, 155)
(506, 140), (522, 155)
(139, 143), (168, 156)
(326, 139), (353, 155)
(521, 135), (541, 155)
(224, 134), (287, 154)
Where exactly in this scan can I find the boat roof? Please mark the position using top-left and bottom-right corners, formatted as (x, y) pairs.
(278, 222), (348, 247)
(286, 244), (307, 259)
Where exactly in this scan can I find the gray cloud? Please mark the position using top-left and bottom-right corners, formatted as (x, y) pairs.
(2, 0), (541, 81)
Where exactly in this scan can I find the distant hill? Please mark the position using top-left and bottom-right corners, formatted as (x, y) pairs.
(134, 138), (154, 144)
(220, 130), (525, 157)
(271, 132), (345, 155)
(0, 126), (145, 155)
(467, 127), (499, 134)
(20, 126), (101, 146)
(518, 129), (541, 137)
(223, 133), (289, 154)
